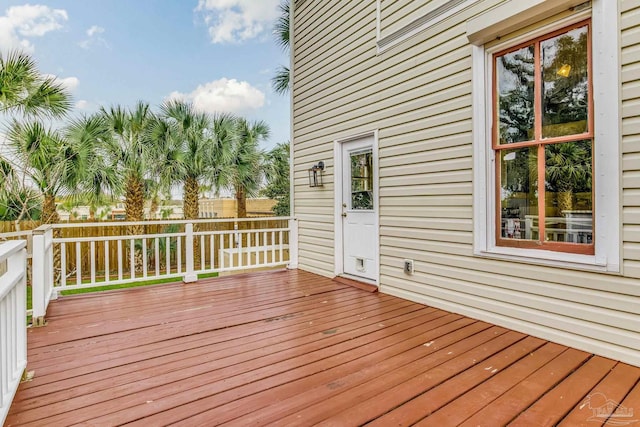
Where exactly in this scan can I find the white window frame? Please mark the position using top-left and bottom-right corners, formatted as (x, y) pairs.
(471, 0), (621, 273)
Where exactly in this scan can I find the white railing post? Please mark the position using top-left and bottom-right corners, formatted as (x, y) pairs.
(288, 218), (298, 269)
(183, 223), (197, 283)
(0, 240), (27, 425)
(31, 225), (54, 326)
(45, 228), (56, 300)
(31, 227), (46, 326)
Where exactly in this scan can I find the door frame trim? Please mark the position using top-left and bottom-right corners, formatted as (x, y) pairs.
(333, 130), (380, 285)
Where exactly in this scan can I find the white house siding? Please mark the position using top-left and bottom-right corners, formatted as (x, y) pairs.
(292, 0), (640, 366)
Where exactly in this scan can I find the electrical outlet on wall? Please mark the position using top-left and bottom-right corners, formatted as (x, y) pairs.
(403, 259), (414, 275)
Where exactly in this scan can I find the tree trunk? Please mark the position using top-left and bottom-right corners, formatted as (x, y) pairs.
(236, 188), (247, 219)
(558, 190), (573, 214)
(183, 177), (201, 268)
(125, 174), (145, 271)
(42, 194), (60, 225)
(183, 177), (200, 220)
(125, 175), (145, 233)
(149, 199), (158, 220)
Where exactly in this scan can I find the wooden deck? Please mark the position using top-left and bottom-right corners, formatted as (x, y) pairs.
(6, 269), (640, 426)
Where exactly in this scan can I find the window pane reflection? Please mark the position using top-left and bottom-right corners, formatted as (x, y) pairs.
(541, 25), (589, 138)
(496, 45), (535, 144)
(500, 147), (538, 240)
(351, 150), (373, 210)
(544, 140), (592, 243)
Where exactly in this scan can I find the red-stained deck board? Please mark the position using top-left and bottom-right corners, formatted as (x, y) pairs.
(6, 269), (640, 427)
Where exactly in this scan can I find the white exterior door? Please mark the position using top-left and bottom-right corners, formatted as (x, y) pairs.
(340, 136), (377, 282)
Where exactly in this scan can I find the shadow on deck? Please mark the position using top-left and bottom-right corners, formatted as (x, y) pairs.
(6, 269), (640, 426)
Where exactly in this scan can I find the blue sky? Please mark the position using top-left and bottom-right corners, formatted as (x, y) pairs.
(0, 0), (290, 150)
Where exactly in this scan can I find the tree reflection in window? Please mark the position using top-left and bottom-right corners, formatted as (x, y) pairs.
(351, 150), (373, 210)
(494, 21), (593, 253)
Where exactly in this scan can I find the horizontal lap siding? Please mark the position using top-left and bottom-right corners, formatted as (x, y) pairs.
(293, 0), (640, 366)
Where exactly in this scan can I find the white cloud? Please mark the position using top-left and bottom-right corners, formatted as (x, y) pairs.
(167, 78), (265, 114)
(44, 74), (79, 92)
(75, 100), (90, 110)
(196, 0), (280, 44)
(86, 25), (104, 37)
(79, 24), (109, 50)
(0, 4), (68, 53)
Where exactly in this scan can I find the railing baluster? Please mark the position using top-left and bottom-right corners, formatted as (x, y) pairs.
(155, 238), (160, 277)
(104, 240), (110, 283)
(247, 232), (252, 267)
(279, 230), (283, 263)
(238, 231), (243, 268)
(130, 239), (135, 280)
(220, 233), (225, 270)
(90, 241), (96, 284)
(210, 235), (214, 270)
(60, 242), (66, 288)
(166, 237), (171, 275)
(76, 241), (82, 286)
(117, 239), (123, 281)
(142, 238), (148, 278)
(177, 236), (182, 274)
(200, 235), (205, 271)
(271, 231), (276, 264)
(263, 231), (267, 265)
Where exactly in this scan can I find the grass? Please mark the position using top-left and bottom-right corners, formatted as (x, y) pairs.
(58, 272), (219, 296)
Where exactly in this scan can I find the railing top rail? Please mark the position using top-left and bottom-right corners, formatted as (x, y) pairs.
(0, 231), (34, 239)
(47, 216), (294, 229)
(0, 240), (26, 261)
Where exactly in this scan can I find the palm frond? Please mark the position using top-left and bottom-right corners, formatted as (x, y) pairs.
(271, 66), (290, 95)
(0, 50), (72, 118)
(273, 0), (290, 51)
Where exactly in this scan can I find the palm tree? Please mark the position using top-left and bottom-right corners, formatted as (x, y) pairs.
(223, 119), (269, 218)
(545, 140), (592, 213)
(3, 120), (86, 224)
(262, 141), (290, 216)
(151, 101), (204, 220)
(271, 0), (290, 95)
(101, 102), (156, 232)
(151, 100), (235, 220)
(0, 50), (72, 117)
(65, 114), (122, 220)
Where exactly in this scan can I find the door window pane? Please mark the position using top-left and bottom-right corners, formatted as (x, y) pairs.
(500, 147), (538, 240)
(351, 150), (373, 210)
(496, 45), (535, 144)
(541, 25), (589, 138)
(544, 140), (592, 243)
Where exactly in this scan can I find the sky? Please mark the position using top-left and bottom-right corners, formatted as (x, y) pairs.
(0, 0), (290, 150)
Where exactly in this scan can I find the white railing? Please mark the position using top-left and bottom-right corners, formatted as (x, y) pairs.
(30, 217), (298, 322)
(0, 240), (27, 425)
(0, 231), (34, 318)
(524, 214), (592, 243)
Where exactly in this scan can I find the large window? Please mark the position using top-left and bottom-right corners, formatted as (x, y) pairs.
(494, 21), (593, 255)
(470, 0), (620, 272)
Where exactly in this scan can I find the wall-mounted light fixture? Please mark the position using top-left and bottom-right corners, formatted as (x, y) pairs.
(308, 161), (325, 187)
